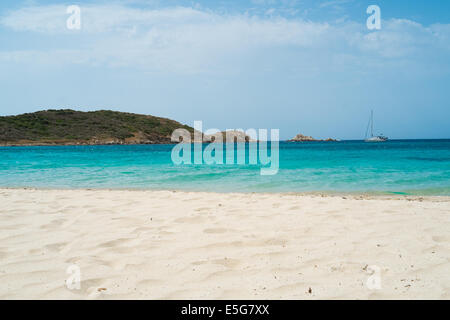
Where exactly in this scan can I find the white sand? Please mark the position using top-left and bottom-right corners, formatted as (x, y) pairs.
(0, 188), (448, 300)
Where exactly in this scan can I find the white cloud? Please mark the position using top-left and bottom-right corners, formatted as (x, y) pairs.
(319, 0), (353, 9)
(1, 5), (215, 34)
(0, 4), (449, 74)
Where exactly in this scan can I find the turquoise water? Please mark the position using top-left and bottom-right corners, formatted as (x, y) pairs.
(1, 140), (449, 195)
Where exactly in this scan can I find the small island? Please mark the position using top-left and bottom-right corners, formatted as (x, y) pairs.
(288, 133), (337, 142)
(0, 109), (195, 146)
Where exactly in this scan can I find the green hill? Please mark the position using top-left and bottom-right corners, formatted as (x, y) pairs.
(0, 109), (194, 146)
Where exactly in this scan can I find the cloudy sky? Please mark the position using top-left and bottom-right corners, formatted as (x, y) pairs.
(0, 0), (449, 139)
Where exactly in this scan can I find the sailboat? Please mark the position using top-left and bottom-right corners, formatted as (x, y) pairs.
(364, 110), (388, 142)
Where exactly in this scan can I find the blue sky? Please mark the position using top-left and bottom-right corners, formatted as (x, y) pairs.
(0, 0), (449, 139)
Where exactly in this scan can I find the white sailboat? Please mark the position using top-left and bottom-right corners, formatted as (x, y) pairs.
(364, 110), (388, 142)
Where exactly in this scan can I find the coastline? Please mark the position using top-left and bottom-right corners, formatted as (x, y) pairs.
(0, 185), (450, 202)
(1, 138), (448, 147)
(1, 186), (450, 200)
(1, 188), (448, 299)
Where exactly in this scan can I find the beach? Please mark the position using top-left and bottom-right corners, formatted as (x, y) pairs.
(0, 188), (448, 299)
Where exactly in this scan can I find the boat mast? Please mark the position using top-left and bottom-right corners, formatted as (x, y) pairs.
(371, 109), (374, 137)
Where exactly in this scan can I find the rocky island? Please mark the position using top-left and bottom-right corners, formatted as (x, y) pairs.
(288, 133), (337, 142)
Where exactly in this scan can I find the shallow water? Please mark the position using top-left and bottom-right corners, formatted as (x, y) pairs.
(1, 140), (449, 195)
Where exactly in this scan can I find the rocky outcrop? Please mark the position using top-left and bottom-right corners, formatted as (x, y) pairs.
(288, 133), (337, 142)
(288, 133), (316, 142)
(203, 130), (256, 143)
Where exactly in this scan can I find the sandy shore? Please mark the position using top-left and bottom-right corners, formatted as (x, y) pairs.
(0, 188), (448, 299)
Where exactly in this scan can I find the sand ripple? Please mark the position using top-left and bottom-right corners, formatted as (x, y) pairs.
(0, 189), (449, 299)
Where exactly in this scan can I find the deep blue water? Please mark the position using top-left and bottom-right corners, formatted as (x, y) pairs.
(1, 140), (449, 195)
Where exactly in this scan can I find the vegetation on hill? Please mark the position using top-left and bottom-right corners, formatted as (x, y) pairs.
(0, 109), (194, 145)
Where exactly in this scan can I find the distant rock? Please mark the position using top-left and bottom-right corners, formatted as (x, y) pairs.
(288, 133), (316, 142)
(288, 133), (337, 142)
(203, 130), (256, 143)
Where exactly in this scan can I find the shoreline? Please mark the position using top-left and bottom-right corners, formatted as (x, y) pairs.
(1, 187), (449, 201)
(1, 138), (449, 147)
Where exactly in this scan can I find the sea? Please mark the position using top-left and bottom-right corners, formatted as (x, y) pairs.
(1, 140), (449, 195)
